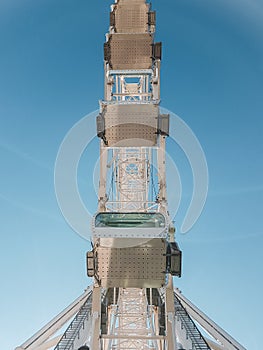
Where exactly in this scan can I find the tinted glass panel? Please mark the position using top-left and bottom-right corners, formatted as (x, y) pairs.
(95, 212), (165, 228)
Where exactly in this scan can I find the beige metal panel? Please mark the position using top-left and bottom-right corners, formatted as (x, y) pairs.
(115, 0), (146, 6)
(96, 239), (166, 288)
(107, 33), (153, 70)
(117, 0), (146, 3)
(104, 103), (158, 146)
(104, 104), (159, 126)
(114, 4), (149, 33)
(106, 124), (156, 146)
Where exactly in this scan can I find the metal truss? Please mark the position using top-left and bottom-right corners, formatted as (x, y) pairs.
(108, 148), (151, 212)
(16, 287), (246, 350)
(102, 288), (159, 350)
(15, 287), (92, 350)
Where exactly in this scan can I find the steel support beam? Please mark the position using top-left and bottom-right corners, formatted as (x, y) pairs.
(16, 287), (92, 350)
(91, 286), (102, 350)
(174, 289), (246, 350)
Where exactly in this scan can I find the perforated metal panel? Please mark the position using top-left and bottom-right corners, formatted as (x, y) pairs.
(114, 4), (149, 33)
(103, 104), (158, 146)
(107, 34), (153, 70)
(115, 0), (146, 5)
(96, 239), (166, 288)
(117, 0), (145, 3)
(106, 124), (156, 147)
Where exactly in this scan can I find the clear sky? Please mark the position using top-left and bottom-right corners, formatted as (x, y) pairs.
(0, 0), (262, 349)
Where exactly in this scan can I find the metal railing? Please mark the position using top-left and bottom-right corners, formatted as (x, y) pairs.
(54, 293), (92, 350)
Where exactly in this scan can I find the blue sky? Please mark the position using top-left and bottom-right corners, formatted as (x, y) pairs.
(0, 0), (262, 349)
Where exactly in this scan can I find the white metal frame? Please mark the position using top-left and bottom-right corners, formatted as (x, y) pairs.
(15, 287), (92, 350)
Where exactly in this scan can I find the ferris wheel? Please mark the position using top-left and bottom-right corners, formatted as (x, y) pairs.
(16, 1), (246, 350)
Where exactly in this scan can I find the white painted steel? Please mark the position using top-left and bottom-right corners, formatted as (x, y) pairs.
(102, 288), (162, 350)
(174, 289), (246, 350)
(205, 339), (225, 350)
(16, 287), (92, 350)
(93, 226), (166, 238)
(15, 336), (61, 350)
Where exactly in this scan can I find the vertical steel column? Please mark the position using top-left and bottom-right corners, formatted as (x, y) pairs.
(98, 144), (108, 212)
(91, 286), (102, 350)
(166, 278), (177, 350)
(157, 135), (167, 214)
